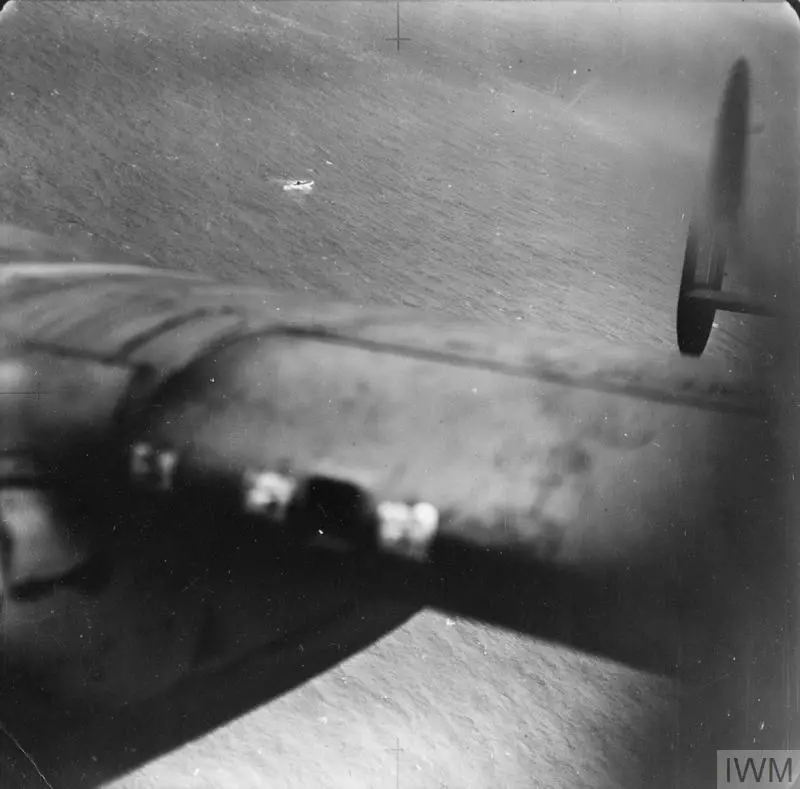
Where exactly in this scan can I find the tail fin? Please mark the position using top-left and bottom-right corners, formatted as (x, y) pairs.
(707, 57), (750, 226)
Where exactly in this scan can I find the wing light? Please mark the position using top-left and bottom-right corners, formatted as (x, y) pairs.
(243, 469), (298, 520)
(129, 443), (179, 493)
(128, 442), (441, 563)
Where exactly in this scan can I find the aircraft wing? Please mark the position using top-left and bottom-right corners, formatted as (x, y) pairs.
(0, 251), (763, 535)
(0, 254), (764, 572)
(0, 228), (766, 720)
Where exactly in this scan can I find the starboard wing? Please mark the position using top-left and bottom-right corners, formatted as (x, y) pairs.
(0, 241), (775, 710)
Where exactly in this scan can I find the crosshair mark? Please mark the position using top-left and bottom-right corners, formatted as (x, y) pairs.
(386, 737), (403, 789)
(0, 382), (50, 400)
(385, 1), (411, 52)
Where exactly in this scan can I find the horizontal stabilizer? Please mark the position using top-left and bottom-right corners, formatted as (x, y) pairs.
(684, 286), (775, 317)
